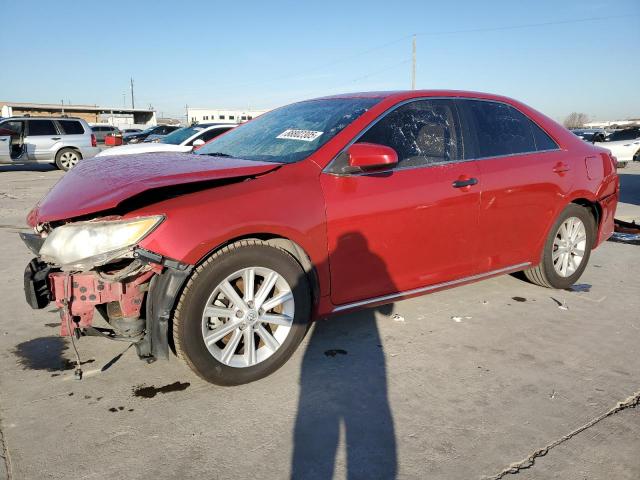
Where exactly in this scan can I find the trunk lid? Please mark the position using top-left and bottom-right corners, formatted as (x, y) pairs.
(28, 152), (281, 224)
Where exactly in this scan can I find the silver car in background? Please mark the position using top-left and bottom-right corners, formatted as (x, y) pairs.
(0, 117), (99, 171)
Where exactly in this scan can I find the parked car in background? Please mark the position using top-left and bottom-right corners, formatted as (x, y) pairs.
(122, 128), (143, 135)
(570, 128), (607, 143)
(21, 91), (618, 385)
(91, 125), (121, 143)
(0, 116), (98, 170)
(96, 124), (235, 157)
(594, 127), (640, 168)
(123, 125), (180, 144)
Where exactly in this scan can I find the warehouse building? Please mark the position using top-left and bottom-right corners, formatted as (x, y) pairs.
(187, 108), (267, 125)
(0, 101), (157, 129)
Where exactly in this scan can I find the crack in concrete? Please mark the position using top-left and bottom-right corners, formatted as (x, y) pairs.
(481, 389), (640, 480)
(0, 415), (11, 480)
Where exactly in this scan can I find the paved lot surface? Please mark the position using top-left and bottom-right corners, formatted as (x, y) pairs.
(0, 162), (639, 480)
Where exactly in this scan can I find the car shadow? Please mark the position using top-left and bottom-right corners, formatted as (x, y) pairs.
(618, 172), (640, 206)
(291, 232), (397, 479)
(0, 163), (57, 172)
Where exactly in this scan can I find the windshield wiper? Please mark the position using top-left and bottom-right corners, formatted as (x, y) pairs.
(200, 152), (234, 158)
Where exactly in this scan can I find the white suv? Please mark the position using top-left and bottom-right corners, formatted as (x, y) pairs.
(0, 117), (99, 171)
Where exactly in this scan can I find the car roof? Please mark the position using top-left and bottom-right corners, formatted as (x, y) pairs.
(313, 89), (520, 104)
(4, 116), (85, 121)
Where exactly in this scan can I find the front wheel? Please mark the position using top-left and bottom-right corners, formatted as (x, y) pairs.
(524, 204), (595, 289)
(173, 240), (311, 385)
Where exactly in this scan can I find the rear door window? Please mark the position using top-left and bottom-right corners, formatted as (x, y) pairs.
(27, 120), (58, 136)
(356, 99), (464, 168)
(58, 120), (85, 135)
(460, 100), (558, 157)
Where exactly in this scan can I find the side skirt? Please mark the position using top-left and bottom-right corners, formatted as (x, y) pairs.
(332, 262), (531, 313)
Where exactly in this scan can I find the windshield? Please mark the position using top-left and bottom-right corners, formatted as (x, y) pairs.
(161, 126), (204, 145)
(195, 97), (381, 163)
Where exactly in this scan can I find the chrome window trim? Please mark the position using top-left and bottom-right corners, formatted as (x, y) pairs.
(323, 96), (562, 177)
(332, 262), (531, 312)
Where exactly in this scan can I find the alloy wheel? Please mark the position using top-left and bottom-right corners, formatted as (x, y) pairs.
(552, 216), (587, 277)
(201, 267), (295, 368)
(59, 151), (79, 169)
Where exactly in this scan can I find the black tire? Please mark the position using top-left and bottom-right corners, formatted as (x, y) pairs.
(54, 148), (82, 171)
(524, 204), (595, 289)
(173, 239), (311, 385)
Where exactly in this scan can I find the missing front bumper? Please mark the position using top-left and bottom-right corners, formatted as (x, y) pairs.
(22, 251), (193, 362)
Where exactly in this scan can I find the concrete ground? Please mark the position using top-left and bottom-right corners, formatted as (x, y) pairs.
(0, 161), (639, 480)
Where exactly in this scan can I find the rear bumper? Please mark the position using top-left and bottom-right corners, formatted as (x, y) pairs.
(78, 146), (100, 159)
(596, 192), (618, 246)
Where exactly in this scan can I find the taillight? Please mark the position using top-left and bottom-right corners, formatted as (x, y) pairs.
(91, 134), (97, 147)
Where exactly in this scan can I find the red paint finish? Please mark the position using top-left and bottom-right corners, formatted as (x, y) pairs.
(474, 149), (575, 271)
(28, 90), (619, 319)
(320, 161), (482, 305)
(347, 143), (398, 170)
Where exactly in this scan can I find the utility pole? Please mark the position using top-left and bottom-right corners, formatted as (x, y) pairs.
(411, 34), (416, 90)
(185, 104), (189, 125)
(130, 77), (135, 109)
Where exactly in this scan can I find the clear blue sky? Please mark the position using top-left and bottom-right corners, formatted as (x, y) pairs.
(1, 0), (638, 122)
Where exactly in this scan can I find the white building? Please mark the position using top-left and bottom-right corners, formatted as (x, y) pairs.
(584, 119), (640, 129)
(187, 108), (267, 125)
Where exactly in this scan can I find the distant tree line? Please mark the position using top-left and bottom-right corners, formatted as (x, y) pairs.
(563, 112), (590, 129)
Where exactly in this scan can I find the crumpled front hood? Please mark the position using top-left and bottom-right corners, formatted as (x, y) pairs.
(28, 152), (281, 225)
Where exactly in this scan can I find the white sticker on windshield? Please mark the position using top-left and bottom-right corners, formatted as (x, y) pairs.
(277, 129), (323, 142)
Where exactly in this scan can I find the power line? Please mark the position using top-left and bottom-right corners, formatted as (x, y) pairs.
(414, 13), (638, 37)
(146, 13), (639, 110)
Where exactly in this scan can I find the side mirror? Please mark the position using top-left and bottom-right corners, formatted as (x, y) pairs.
(192, 139), (205, 148)
(347, 143), (398, 172)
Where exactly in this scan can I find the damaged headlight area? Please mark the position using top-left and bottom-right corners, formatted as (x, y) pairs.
(39, 215), (164, 270)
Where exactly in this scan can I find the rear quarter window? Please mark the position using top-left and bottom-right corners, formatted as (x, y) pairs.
(59, 120), (85, 135)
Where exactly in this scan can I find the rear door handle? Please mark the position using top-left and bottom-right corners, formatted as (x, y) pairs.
(51, 137), (61, 140)
(552, 162), (570, 174)
(452, 177), (478, 188)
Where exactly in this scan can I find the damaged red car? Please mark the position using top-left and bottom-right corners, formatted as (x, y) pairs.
(22, 91), (619, 385)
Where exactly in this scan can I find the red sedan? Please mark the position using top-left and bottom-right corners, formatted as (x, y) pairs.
(22, 90), (618, 385)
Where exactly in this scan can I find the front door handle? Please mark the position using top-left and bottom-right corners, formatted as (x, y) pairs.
(452, 177), (478, 189)
(51, 137), (61, 140)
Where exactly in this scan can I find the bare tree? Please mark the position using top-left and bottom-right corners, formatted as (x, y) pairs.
(563, 112), (590, 129)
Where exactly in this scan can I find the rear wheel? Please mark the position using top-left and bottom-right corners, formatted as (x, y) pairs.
(524, 204), (595, 289)
(55, 148), (81, 171)
(173, 240), (311, 385)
